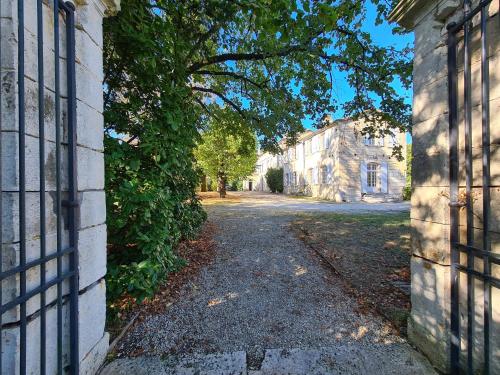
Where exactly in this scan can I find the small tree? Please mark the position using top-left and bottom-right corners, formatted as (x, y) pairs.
(195, 113), (257, 198)
(266, 167), (284, 193)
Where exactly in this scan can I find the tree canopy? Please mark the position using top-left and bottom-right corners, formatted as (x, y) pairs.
(105, 0), (411, 153)
(103, 0), (411, 304)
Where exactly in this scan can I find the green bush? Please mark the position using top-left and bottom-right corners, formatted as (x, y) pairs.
(266, 167), (284, 193)
(402, 185), (412, 201)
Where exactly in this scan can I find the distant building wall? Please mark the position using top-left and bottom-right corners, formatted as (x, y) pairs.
(245, 152), (282, 192)
(282, 119), (406, 202)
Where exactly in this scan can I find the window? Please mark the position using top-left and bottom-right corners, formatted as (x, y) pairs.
(367, 163), (378, 188)
(324, 130), (330, 150)
(285, 173), (290, 186)
(389, 134), (397, 147)
(307, 168), (313, 184)
(312, 167), (319, 184)
(364, 134), (384, 146)
(255, 165), (262, 173)
(312, 136), (319, 153)
(321, 166), (328, 184)
(287, 147), (295, 160)
(364, 134), (375, 146)
(293, 172), (297, 186)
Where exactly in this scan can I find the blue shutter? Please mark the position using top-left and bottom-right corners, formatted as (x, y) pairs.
(361, 161), (367, 193)
(381, 162), (388, 193)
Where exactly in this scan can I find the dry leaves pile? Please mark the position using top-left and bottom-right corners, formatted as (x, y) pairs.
(108, 221), (217, 343)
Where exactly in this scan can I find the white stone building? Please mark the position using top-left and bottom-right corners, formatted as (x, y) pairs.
(249, 118), (407, 202)
(244, 151), (283, 192)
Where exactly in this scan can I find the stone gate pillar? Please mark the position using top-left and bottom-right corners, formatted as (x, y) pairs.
(390, 0), (499, 373)
(1, 0), (119, 373)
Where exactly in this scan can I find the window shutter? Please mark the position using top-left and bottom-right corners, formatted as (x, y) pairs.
(361, 161), (367, 193)
(381, 162), (388, 193)
(389, 134), (397, 147)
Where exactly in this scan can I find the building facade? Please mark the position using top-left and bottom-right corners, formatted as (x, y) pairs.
(249, 118), (407, 202)
(244, 151), (283, 192)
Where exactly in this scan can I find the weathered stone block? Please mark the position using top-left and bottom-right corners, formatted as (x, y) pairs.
(1, 74), (69, 144)
(76, 101), (104, 151)
(458, 144), (500, 187)
(75, 0), (106, 49)
(0, 0), (16, 19)
(411, 218), (451, 264)
(457, 97), (500, 150)
(1, 132), (70, 192)
(1, 232), (71, 324)
(77, 146), (104, 191)
(411, 186), (450, 224)
(75, 28), (104, 83)
(1, 302), (71, 375)
(409, 256), (451, 373)
(412, 150), (449, 187)
(413, 14), (446, 66)
(457, 54), (500, 107)
(80, 190), (106, 229)
(1, 191), (68, 244)
(80, 332), (109, 375)
(0, 16), (16, 71)
(412, 113), (449, 156)
(413, 45), (448, 93)
(76, 61), (103, 113)
(78, 279), (106, 363)
(413, 77), (448, 125)
(78, 224), (106, 290)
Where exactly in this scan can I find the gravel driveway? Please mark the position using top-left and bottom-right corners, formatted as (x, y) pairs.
(103, 194), (434, 374)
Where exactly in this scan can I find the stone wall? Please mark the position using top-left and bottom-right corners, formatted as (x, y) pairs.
(1, 0), (118, 373)
(390, 0), (499, 373)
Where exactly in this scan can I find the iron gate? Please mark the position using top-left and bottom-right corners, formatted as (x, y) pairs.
(447, 0), (499, 374)
(0, 0), (79, 374)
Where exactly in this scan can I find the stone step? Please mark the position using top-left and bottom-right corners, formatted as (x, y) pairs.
(101, 344), (437, 375)
(361, 194), (400, 203)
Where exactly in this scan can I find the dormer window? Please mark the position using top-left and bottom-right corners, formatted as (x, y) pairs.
(364, 134), (375, 146)
(364, 134), (383, 146)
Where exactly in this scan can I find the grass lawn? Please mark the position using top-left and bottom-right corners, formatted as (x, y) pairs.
(291, 211), (411, 335)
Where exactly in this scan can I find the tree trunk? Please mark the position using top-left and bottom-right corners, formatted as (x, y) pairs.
(200, 174), (207, 192)
(218, 172), (226, 198)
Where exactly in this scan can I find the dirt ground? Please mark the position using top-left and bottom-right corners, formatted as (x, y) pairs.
(291, 212), (411, 334)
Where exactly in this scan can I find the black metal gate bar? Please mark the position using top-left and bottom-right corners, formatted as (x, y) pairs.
(53, 0), (64, 372)
(64, 3), (80, 373)
(447, 1), (499, 374)
(463, 0), (474, 372)
(18, 0), (27, 374)
(480, 4), (491, 372)
(447, 16), (461, 374)
(37, 0), (47, 373)
(0, 0), (79, 374)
